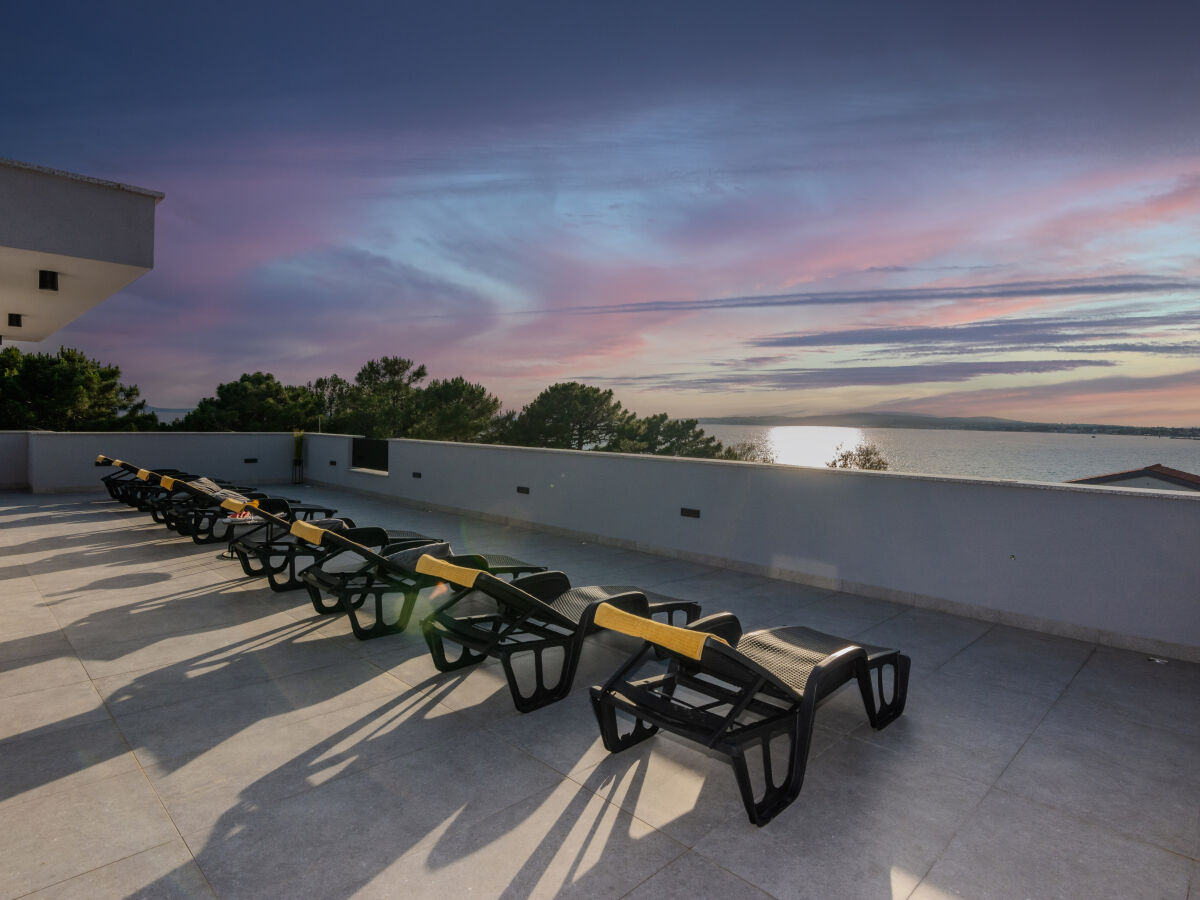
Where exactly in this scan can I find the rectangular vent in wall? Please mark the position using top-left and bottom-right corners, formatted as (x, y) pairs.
(680, 507), (701, 519)
(7, 313), (21, 327)
(516, 485), (531, 494)
(38, 270), (58, 291)
(243, 458), (258, 464)
(329, 460), (337, 466)
(412, 472), (422, 479)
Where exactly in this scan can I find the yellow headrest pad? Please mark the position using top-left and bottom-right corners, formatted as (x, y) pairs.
(593, 602), (725, 660)
(160, 476), (175, 490)
(96, 454), (107, 464)
(112, 459), (124, 468)
(220, 497), (259, 513)
(415, 554), (481, 588)
(289, 519), (326, 545)
(137, 469), (151, 481)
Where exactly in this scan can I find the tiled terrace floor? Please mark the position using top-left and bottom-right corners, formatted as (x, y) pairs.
(1, 487), (1198, 899)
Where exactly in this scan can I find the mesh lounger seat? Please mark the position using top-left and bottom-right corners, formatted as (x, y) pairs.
(187, 494), (337, 545)
(414, 556), (702, 713)
(227, 516), (412, 592)
(589, 604), (910, 826)
(300, 541), (545, 640)
(100, 464), (187, 505)
(155, 477), (261, 531)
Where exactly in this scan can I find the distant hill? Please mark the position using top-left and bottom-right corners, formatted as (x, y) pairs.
(698, 412), (1200, 438)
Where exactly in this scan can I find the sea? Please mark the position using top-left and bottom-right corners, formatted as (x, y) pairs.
(701, 424), (1200, 483)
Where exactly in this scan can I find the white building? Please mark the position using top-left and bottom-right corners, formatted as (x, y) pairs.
(0, 157), (162, 344)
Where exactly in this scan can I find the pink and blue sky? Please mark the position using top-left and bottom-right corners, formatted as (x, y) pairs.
(4, 1), (1199, 425)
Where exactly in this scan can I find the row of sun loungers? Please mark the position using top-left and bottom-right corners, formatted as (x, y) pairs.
(96, 455), (909, 826)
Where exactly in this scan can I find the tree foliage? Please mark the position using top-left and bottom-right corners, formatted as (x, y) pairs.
(602, 412), (725, 457)
(346, 356), (427, 439)
(409, 377), (501, 442)
(0, 346), (157, 431)
(826, 441), (889, 471)
(506, 382), (626, 450)
(175, 372), (314, 432)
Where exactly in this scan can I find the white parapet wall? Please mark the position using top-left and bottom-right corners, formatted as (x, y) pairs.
(24, 431), (296, 492)
(0, 431), (30, 489)
(304, 434), (1200, 661)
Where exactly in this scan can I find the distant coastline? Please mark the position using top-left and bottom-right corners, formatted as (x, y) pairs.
(698, 412), (1200, 439)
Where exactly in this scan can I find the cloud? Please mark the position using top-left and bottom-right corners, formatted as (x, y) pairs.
(749, 309), (1200, 356)
(873, 367), (1200, 425)
(559, 275), (1199, 316)
(586, 359), (1114, 392)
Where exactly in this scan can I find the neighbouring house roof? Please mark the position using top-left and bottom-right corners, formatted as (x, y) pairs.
(1068, 462), (1200, 490)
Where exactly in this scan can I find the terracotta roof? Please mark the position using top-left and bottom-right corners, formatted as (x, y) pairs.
(1068, 462), (1200, 489)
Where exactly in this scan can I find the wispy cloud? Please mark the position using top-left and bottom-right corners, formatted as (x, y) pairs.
(562, 275), (1199, 316)
(587, 359), (1114, 392)
(750, 309), (1200, 356)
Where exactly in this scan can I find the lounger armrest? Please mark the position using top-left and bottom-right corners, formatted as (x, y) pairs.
(687, 612), (743, 645)
(341, 526), (389, 548)
(508, 570), (572, 601)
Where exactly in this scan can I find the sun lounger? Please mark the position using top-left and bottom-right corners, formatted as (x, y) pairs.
(414, 555), (701, 712)
(588, 604), (910, 825)
(300, 541), (545, 640)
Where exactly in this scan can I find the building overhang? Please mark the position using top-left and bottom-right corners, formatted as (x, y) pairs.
(0, 158), (163, 343)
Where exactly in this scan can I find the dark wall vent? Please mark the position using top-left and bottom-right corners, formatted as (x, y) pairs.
(7, 313), (21, 328)
(680, 507), (701, 519)
(516, 485), (531, 494)
(38, 270), (58, 291)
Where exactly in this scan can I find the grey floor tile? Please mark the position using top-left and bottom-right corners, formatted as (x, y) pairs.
(26, 839), (214, 899)
(571, 735), (750, 848)
(937, 624), (1094, 700)
(849, 668), (1055, 786)
(622, 852), (773, 900)
(184, 737), (564, 898)
(912, 788), (1193, 900)
(114, 658), (403, 765)
(486, 689), (614, 777)
(91, 630), (358, 717)
(0, 718), (138, 809)
(0, 769), (179, 899)
(1031, 692), (1200, 790)
(856, 607), (993, 672)
(692, 737), (990, 899)
(0, 680), (107, 742)
(145, 688), (472, 835)
(777, 592), (906, 637)
(1062, 646), (1200, 738)
(0, 628), (75, 664)
(0, 651), (90, 700)
(996, 735), (1199, 856)
(354, 779), (687, 899)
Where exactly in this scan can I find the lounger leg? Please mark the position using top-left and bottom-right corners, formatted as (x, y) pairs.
(729, 715), (810, 827)
(499, 637), (579, 713)
(855, 652), (911, 729)
(306, 582), (343, 615)
(343, 587), (419, 640)
(422, 621), (489, 672)
(590, 695), (660, 752)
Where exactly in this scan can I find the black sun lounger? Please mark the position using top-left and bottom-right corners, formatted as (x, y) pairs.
(414, 555), (702, 713)
(588, 604), (910, 826)
(229, 517), (437, 592)
(300, 541), (546, 640)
